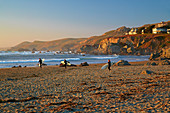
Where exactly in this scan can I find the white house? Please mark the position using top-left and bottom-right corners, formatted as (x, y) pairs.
(127, 28), (138, 35)
(142, 29), (145, 34)
(152, 28), (167, 34)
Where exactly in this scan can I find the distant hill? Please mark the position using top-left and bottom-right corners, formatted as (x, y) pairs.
(9, 21), (170, 55)
(9, 26), (130, 52)
(9, 38), (86, 51)
(0, 47), (10, 51)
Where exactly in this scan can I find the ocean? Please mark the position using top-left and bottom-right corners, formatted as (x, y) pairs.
(0, 51), (150, 68)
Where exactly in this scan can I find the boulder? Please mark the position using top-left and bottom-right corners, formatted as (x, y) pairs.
(80, 62), (89, 66)
(159, 60), (170, 65)
(149, 52), (160, 60)
(141, 70), (154, 74)
(150, 48), (170, 61)
(12, 65), (22, 68)
(115, 60), (131, 66)
(145, 62), (157, 66)
(162, 48), (170, 59)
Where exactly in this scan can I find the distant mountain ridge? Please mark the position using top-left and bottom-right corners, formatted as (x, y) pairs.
(8, 21), (170, 55)
(9, 26), (130, 52)
(9, 38), (86, 51)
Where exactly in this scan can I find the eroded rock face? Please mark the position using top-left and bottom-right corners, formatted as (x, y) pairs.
(149, 48), (170, 60)
(159, 60), (170, 65)
(149, 53), (161, 60)
(162, 48), (170, 58)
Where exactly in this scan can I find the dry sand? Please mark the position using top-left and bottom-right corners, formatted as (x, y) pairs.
(0, 61), (169, 112)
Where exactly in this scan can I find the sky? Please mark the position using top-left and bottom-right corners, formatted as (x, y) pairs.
(0, 0), (170, 48)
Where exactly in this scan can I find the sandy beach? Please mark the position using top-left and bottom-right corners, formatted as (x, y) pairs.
(0, 61), (169, 112)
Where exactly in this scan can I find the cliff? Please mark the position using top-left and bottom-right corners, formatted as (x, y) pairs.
(78, 34), (170, 55)
(97, 34), (170, 55)
(8, 22), (170, 55)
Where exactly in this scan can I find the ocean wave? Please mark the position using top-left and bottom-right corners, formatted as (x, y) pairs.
(0, 55), (120, 64)
(81, 55), (119, 60)
(0, 51), (56, 56)
(0, 58), (81, 64)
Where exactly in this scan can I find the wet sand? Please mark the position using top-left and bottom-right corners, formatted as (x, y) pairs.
(0, 61), (169, 112)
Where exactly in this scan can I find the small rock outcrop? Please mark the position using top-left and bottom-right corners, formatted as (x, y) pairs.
(162, 48), (170, 59)
(141, 70), (154, 74)
(145, 62), (157, 66)
(159, 60), (170, 65)
(80, 62), (89, 66)
(149, 48), (170, 61)
(114, 60), (131, 66)
(149, 52), (161, 60)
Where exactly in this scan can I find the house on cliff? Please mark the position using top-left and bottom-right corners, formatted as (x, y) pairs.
(126, 28), (138, 35)
(155, 21), (168, 28)
(152, 21), (170, 34)
(152, 28), (167, 34)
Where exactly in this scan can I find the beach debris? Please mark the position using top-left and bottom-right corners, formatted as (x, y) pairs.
(114, 60), (131, 66)
(80, 62), (89, 66)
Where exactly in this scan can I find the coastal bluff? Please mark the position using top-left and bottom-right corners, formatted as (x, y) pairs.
(8, 21), (170, 55)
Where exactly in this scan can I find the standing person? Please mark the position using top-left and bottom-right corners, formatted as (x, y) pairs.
(64, 59), (67, 69)
(39, 58), (42, 68)
(108, 59), (111, 71)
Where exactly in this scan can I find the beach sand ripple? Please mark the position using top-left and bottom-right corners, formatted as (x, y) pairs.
(0, 62), (169, 112)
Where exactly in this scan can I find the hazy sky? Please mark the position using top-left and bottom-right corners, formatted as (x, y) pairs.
(0, 0), (170, 47)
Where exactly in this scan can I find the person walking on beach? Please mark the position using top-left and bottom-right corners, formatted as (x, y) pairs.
(39, 58), (42, 68)
(108, 59), (111, 71)
(64, 59), (67, 69)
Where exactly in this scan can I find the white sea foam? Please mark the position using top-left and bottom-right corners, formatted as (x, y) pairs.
(0, 51), (150, 68)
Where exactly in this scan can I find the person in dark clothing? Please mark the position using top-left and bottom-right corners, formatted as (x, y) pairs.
(39, 58), (42, 68)
(64, 59), (67, 69)
(108, 59), (111, 71)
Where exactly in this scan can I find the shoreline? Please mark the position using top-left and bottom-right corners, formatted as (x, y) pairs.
(0, 60), (150, 70)
(0, 53), (150, 69)
(0, 60), (169, 112)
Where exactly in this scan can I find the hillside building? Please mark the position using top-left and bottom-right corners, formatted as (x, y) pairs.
(155, 21), (168, 28)
(142, 29), (146, 34)
(127, 28), (138, 35)
(152, 28), (167, 34)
